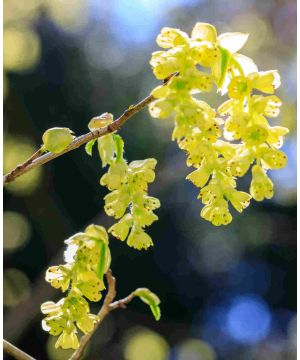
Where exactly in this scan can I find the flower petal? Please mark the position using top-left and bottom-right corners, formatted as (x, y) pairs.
(218, 32), (249, 53)
(191, 23), (217, 42)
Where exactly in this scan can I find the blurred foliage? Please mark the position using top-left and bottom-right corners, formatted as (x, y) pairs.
(4, 136), (43, 195)
(3, 268), (31, 307)
(3, 0), (296, 359)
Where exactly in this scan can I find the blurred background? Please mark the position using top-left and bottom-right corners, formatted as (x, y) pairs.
(3, 0), (296, 359)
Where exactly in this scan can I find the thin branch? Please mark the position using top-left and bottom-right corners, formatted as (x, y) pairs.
(109, 292), (136, 310)
(3, 147), (44, 185)
(3, 339), (36, 360)
(3, 73), (179, 186)
(69, 270), (137, 360)
(3, 93), (154, 185)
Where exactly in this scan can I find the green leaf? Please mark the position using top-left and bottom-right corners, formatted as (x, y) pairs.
(113, 134), (124, 162)
(217, 46), (231, 88)
(134, 288), (161, 321)
(96, 241), (106, 280)
(85, 139), (96, 156)
(150, 304), (161, 321)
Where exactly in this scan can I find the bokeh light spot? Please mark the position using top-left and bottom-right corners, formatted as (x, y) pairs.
(231, 13), (272, 53)
(175, 338), (216, 360)
(4, 27), (41, 72)
(44, 0), (88, 31)
(123, 326), (169, 360)
(226, 295), (271, 344)
(4, 136), (42, 196)
(4, 211), (31, 253)
(4, 0), (40, 25)
(3, 268), (31, 307)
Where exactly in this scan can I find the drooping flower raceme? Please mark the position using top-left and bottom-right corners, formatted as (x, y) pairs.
(86, 114), (160, 250)
(41, 224), (110, 349)
(149, 23), (288, 226)
(41, 223), (161, 350)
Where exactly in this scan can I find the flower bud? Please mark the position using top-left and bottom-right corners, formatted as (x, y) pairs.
(42, 127), (74, 153)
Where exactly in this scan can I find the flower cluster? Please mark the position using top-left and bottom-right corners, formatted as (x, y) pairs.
(41, 224), (110, 349)
(41, 297), (98, 350)
(87, 114), (160, 250)
(149, 23), (288, 225)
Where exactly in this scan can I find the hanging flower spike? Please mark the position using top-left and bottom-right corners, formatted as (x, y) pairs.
(41, 224), (110, 349)
(149, 22), (288, 225)
(94, 120), (160, 250)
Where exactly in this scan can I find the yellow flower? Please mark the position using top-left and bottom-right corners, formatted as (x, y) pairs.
(45, 265), (72, 292)
(149, 98), (174, 118)
(228, 75), (250, 99)
(55, 329), (79, 350)
(76, 314), (97, 334)
(252, 95), (282, 118)
(76, 271), (104, 302)
(156, 27), (189, 49)
(198, 179), (223, 204)
(227, 190), (251, 213)
(201, 199), (232, 226)
(42, 315), (65, 337)
(108, 214), (133, 241)
(224, 113), (248, 140)
(104, 188), (131, 219)
(100, 161), (128, 191)
(267, 126), (289, 148)
(260, 148), (288, 170)
(228, 147), (253, 177)
(242, 125), (269, 146)
(248, 71), (280, 94)
(127, 226), (153, 250)
(189, 40), (219, 67)
(250, 165), (274, 201)
(151, 55), (180, 80)
(186, 160), (211, 188)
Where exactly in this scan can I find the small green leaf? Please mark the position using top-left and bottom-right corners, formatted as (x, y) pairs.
(113, 134), (124, 162)
(85, 139), (96, 156)
(97, 241), (106, 280)
(134, 288), (161, 321)
(218, 46), (231, 88)
(150, 304), (161, 321)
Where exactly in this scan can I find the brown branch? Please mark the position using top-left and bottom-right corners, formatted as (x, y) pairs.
(3, 339), (36, 360)
(69, 270), (137, 360)
(109, 292), (136, 310)
(3, 73), (179, 186)
(3, 148), (44, 185)
(3, 93), (154, 186)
